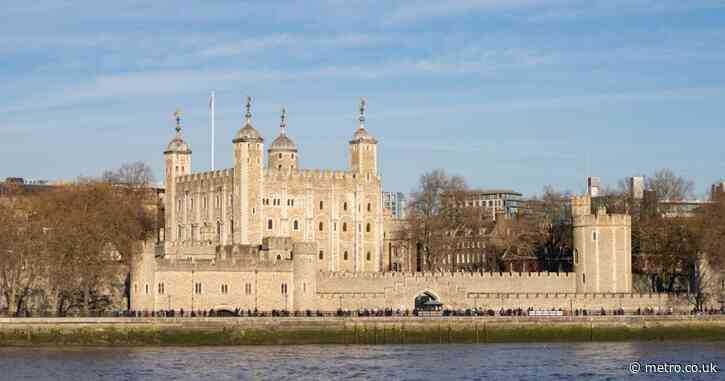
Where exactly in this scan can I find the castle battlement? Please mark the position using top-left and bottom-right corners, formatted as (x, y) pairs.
(318, 271), (573, 281)
(176, 168), (234, 184)
(573, 212), (630, 227)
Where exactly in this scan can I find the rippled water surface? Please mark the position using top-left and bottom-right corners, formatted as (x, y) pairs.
(1, 342), (724, 380)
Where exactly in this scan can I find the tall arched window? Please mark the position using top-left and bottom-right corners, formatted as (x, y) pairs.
(293, 220), (299, 231)
(343, 202), (347, 211)
(319, 250), (324, 260)
(367, 203), (371, 212)
(342, 223), (347, 232)
(319, 201), (324, 210)
(366, 223), (371, 233)
(267, 219), (273, 230)
(366, 252), (371, 261)
(319, 222), (324, 231)
(343, 251), (348, 260)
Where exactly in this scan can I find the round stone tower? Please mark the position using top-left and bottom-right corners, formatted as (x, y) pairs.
(268, 108), (298, 171)
(292, 241), (318, 311)
(164, 109), (192, 243)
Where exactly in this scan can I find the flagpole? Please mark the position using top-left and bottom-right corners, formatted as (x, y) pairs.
(210, 91), (215, 171)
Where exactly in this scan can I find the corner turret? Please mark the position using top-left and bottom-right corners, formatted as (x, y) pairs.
(164, 109), (192, 243)
(349, 97), (378, 175)
(268, 108), (299, 171)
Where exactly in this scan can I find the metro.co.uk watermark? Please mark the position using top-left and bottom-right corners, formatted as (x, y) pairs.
(629, 361), (719, 374)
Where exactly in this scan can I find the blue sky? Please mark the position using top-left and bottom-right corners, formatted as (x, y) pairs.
(1, 0), (725, 197)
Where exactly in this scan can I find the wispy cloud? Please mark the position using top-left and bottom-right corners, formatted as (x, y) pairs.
(199, 33), (385, 58)
(383, 0), (560, 24)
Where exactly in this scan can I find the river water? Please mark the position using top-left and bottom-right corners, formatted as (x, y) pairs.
(1, 342), (723, 380)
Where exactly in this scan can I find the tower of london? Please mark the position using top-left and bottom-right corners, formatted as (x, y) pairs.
(131, 98), (673, 314)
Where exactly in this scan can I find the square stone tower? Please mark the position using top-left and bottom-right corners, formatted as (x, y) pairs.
(572, 197), (632, 294)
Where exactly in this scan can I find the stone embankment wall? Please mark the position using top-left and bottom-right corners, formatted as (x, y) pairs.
(1, 316), (724, 346)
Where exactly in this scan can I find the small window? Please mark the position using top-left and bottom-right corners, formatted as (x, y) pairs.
(278, 164), (282, 170)
(343, 251), (348, 260)
(244, 283), (252, 295)
(293, 220), (299, 231)
(145, 284), (149, 295)
(342, 223), (347, 232)
(292, 153), (295, 159)
(574, 249), (579, 265)
(367, 203), (371, 212)
(158, 283), (165, 295)
(194, 282), (203, 294)
(592, 231), (597, 241)
(366, 252), (371, 261)
(366, 223), (371, 233)
(281, 283), (288, 294)
(319, 250), (324, 260)
(268, 219), (273, 230)
(221, 284), (229, 294)
(319, 222), (324, 231)
(582, 273), (586, 284)
(278, 153), (282, 159)
(343, 202), (348, 211)
(319, 201), (324, 210)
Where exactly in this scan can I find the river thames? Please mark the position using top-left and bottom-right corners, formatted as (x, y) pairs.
(1, 342), (723, 380)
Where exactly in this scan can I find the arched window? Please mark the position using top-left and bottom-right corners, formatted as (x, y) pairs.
(366, 251), (371, 261)
(343, 251), (348, 260)
(319, 222), (324, 231)
(342, 223), (347, 232)
(267, 219), (273, 230)
(293, 220), (299, 231)
(367, 203), (371, 212)
(319, 250), (324, 260)
(366, 223), (371, 233)
(582, 273), (586, 284)
(343, 202), (347, 211)
(278, 153), (282, 159)
(319, 201), (324, 210)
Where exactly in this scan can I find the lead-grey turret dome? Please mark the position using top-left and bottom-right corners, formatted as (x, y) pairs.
(164, 135), (192, 154)
(268, 107), (297, 152)
(269, 134), (297, 152)
(233, 97), (264, 143)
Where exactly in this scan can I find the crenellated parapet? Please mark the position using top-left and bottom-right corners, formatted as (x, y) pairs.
(318, 271), (573, 281)
(262, 168), (381, 184)
(573, 209), (631, 228)
(176, 168), (234, 184)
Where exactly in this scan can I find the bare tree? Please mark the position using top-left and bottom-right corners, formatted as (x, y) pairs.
(404, 169), (487, 271)
(102, 161), (155, 188)
(525, 186), (573, 271)
(0, 194), (51, 316)
(645, 168), (694, 201)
